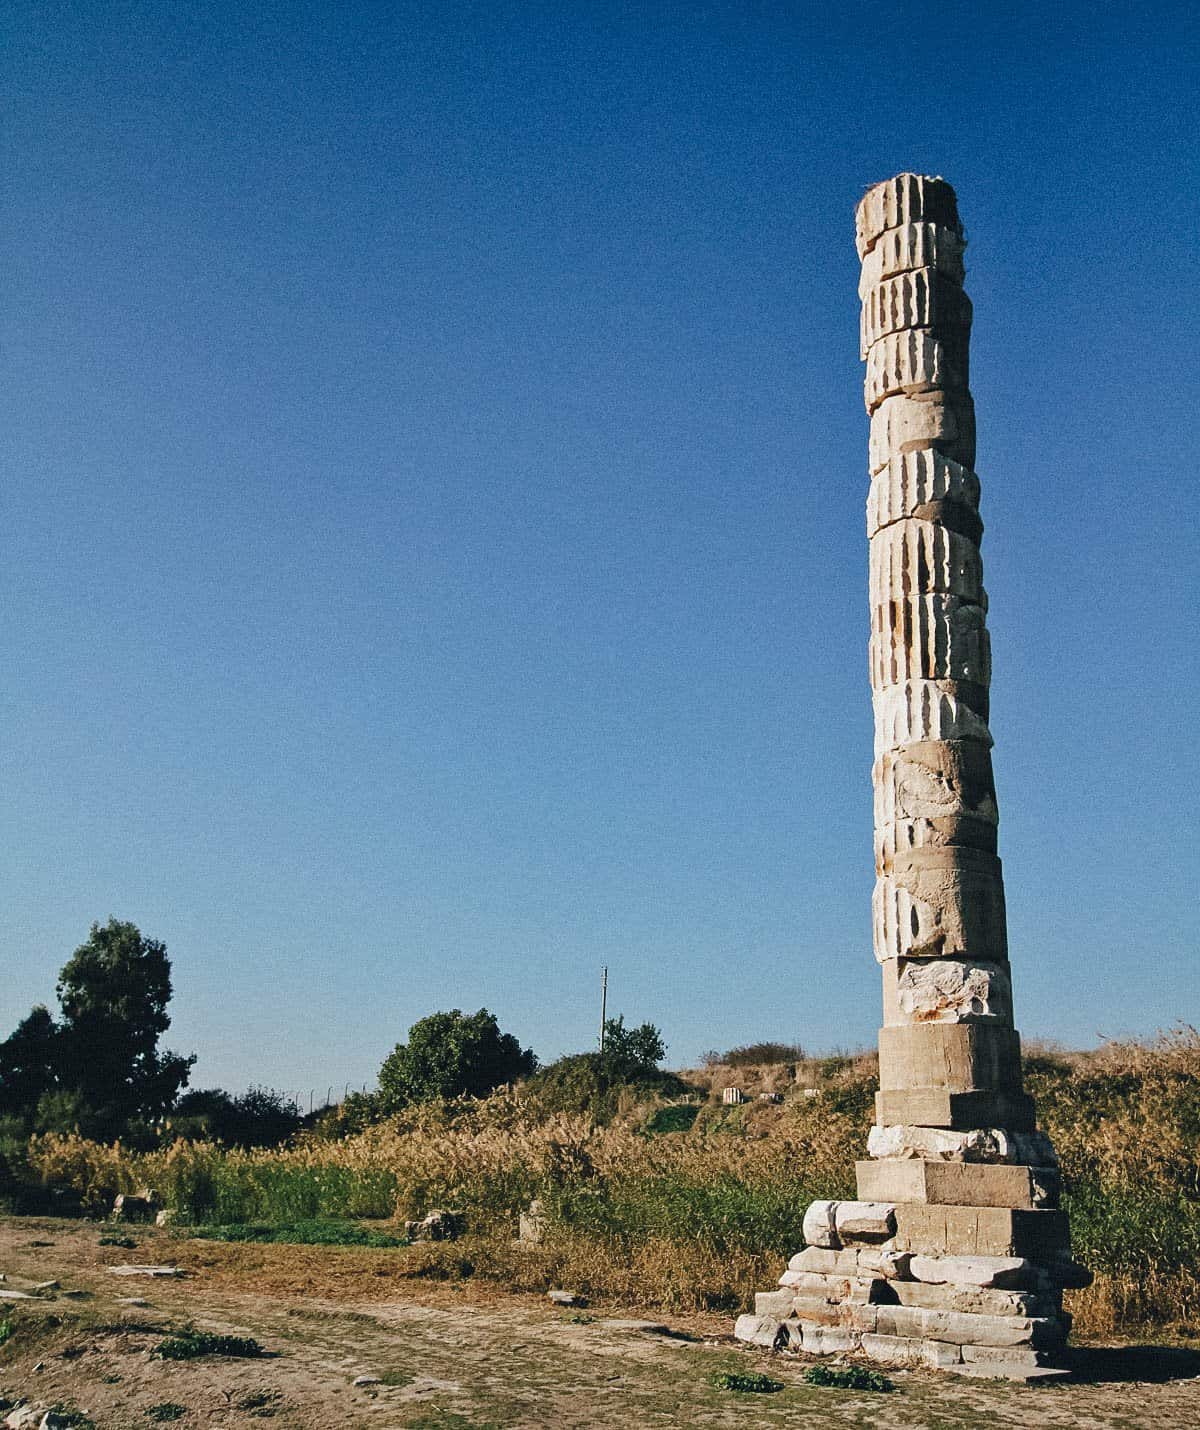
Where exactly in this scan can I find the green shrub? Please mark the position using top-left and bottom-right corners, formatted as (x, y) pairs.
(722, 1043), (806, 1067)
(153, 1329), (264, 1360)
(804, 1364), (894, 1391)
(711, 1371), (783, 1393)
(642, 1105), (699, 1135)
(526, 1053), (688, 1122)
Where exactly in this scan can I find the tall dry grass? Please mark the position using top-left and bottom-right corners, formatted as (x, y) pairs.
(21, 1031), (1200, 1337)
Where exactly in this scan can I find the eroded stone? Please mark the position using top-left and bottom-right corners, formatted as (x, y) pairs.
(872, 680), (992, 758)
(860, 269), (972, 358)
(867, 449), (981, 538)
(802, 1200), (841, 1249)
(855, 174), (962, 260)
(867, 1124), (1058, 1167)
(858, 221), (966, 297)
(884, 958), (1012, 1025)
(869, 390), (976, 475)
(869, 592), (991, 691)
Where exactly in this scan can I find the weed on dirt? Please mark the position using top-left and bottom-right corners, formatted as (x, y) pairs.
(804, 1363), (895, 1391)
(153, 1328), (265, 1360)
(710, 1370), (784, 1393)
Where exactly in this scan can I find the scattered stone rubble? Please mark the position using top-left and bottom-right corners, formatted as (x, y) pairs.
(111, 1189), (161, 1223)
(403, 1209), (464, 1242)
(736, 175), (1089, 1381)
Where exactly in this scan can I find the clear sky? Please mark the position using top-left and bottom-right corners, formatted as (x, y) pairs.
(3, 0), (1197, 1100)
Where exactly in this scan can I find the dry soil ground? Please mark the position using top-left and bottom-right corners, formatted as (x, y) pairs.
(0, 1218), (1197, 1429)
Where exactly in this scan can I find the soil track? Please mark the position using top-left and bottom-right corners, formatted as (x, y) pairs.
(0, 1218), (1196, 1428)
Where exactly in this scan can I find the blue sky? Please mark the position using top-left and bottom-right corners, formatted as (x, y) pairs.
(3, 1), (1197, 1098)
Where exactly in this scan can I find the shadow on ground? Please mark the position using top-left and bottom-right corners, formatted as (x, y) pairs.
(1067, 1345), (1200, 1383)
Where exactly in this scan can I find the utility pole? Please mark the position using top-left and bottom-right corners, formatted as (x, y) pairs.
(599, 966), (608, 1052)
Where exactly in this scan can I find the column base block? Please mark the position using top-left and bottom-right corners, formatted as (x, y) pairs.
(855, 1158), (1060, 1209)
(875, 1088), (1037, 1131)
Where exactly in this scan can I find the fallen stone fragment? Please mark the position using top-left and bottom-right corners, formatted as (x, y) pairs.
(112, 1191), (160, 1223)
(105, 1265), (184, 1278)
(802, 1200), (840, 1249)
(0, 1290), (33, 1301)
(547, 1290), (586, 1307)
(732, 1314), (785, 1349)
(4, 1407), (44, 1430)
(403, 1209), (464, 1242)
(352, 1375), (381, 1387)
(115, 1297), (150, 1307)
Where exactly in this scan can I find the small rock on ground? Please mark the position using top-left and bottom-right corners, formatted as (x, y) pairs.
(106, 1265), (183, 1278)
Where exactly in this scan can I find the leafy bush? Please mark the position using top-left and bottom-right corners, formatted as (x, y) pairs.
(720, 1043), (806, 1067)
(153, 1328), (265, 1360)
(804, 1364), (894, 1391)
(643, 1105), (699, 1135)
(601, 1018), (666, 1067)
(526, 1053), (688, 1123)
(378, 1010), (536, 1111)
(171, 1087), (301, 1149)
(711, 1370), (783, 1393)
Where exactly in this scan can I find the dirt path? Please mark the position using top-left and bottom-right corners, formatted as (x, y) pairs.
(0, 1219), (1196, 1428)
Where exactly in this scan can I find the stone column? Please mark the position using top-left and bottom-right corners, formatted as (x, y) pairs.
(735, 175), (1089, 1380)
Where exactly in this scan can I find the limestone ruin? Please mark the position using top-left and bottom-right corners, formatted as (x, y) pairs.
(735, 174), (1090, 1379)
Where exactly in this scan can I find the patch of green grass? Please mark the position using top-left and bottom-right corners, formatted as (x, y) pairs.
(643, 1105), (699, 1135)
(98, 1235), (138, 1248)
(804, 1364), (894, 1392)
(565, 1312), (595, 1324)
(0, 1318), (13, 1347)
(45, 1406), (94, 1428)
(237, 1390), (282, 1416)
(190, 1219), (406, 1248)
(146, 1405), (187, 1423)
(710, 1370), (784, 1393)
(153, 1328), (265, 1360)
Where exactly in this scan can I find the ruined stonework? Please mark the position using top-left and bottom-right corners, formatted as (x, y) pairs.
(736, 175), (1089, 1380)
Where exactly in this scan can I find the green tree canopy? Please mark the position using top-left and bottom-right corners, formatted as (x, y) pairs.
(53, 918), (194, 1136)
(377, 1008), (537, 1111)
(601, 1016), (666, 1068)
(0, 1005), (60, 1117)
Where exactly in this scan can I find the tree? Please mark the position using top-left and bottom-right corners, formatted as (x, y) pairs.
(601, 1016), (666, 1068)
(171, 1086), (301, 1148)
(54, 919), (194, 1136)
(377, 1009), (537, 1111)
(0, 1005), (60, 1120)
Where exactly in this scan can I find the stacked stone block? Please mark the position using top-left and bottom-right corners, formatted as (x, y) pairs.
(735, 175), (1089, 1379)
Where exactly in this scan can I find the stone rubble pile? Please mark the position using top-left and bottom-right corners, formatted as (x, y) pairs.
(736, 175), (1089, 1380)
